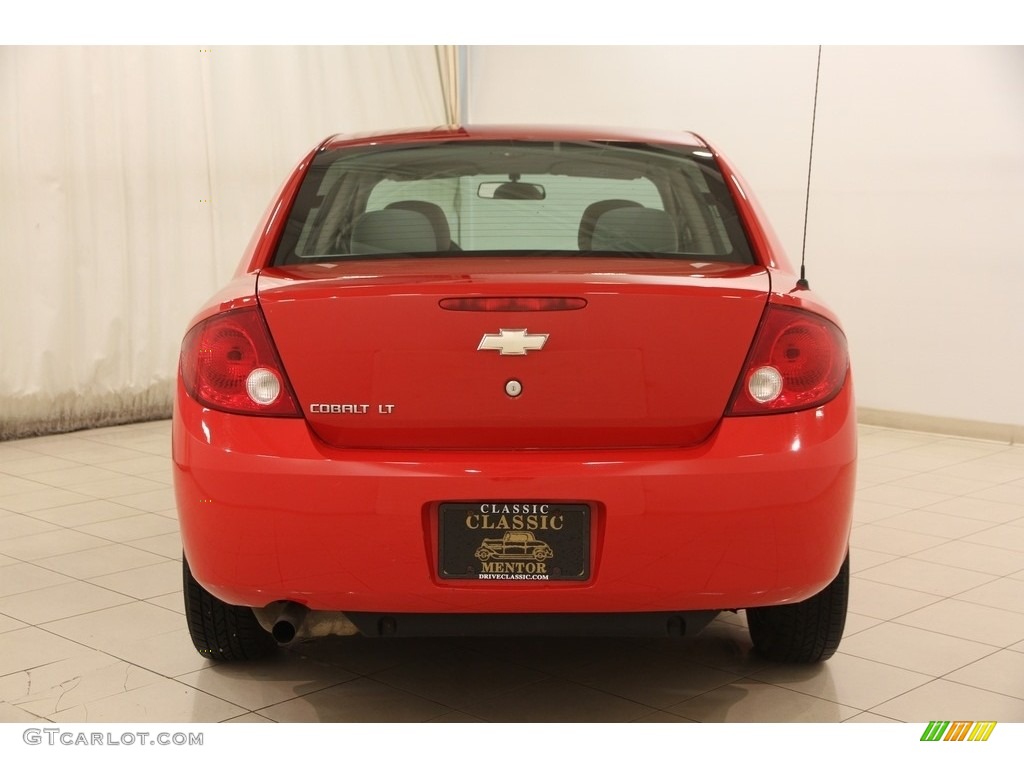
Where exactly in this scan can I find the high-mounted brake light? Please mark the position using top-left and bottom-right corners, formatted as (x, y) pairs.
(440, 297), (587, 312)
(179, 307), (300, 416)
(726, 305), (849, 416)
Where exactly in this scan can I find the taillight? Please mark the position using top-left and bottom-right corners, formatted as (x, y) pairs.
(726, 305), (849, 415)
(179, 307), (300, 416)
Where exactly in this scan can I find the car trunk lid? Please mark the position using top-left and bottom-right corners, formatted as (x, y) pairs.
(257, 257), (769, 449)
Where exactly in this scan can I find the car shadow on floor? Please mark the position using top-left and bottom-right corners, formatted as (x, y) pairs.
(177, 615), (847, 722)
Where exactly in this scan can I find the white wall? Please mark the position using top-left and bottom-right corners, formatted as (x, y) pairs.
(468, 46), (1024, 431)
(808, 47), (1024, 430)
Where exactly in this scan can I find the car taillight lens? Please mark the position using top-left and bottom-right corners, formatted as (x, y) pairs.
(179, 307), (300, 416)
(726, 305), (849, 415)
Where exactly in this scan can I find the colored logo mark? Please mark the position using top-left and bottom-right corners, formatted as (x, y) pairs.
(921, 721), (997, 742)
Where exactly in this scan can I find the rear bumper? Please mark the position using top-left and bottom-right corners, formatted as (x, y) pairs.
(173, 381), (856, 614)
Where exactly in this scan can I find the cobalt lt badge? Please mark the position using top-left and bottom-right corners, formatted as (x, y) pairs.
(477, 329), (549, 356)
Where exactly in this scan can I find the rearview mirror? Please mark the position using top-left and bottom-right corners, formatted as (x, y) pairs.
(478, 181), (546, 200)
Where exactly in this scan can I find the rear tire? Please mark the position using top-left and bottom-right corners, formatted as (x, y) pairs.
(746, 553), (849, 663)
(183, 556), (276, 662)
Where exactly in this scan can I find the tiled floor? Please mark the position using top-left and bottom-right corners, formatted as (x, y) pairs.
(1, 420), (1022, 723)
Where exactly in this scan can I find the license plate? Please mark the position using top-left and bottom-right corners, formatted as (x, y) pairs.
(439, 502), (590, 581)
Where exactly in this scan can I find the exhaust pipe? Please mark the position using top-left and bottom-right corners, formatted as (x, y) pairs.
(271, 602), (309, 645)
(254, 602), (361, 645)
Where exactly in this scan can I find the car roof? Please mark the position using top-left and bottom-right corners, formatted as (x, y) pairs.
(320, 124), (708, 151)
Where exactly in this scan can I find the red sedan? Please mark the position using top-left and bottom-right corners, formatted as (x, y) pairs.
(174, 125), (855, 663)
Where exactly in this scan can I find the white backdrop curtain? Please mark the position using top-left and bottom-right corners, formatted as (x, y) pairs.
(0, 46), (448, 439)
(435, 45), (460, 126)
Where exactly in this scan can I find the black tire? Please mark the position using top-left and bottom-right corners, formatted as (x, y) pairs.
(746, 553), (849, 663)
(183, 556), (277, 662)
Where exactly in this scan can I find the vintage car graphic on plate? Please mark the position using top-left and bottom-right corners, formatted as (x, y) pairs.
(475, 532), (554, 562)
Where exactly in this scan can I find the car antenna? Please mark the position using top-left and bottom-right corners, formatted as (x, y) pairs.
(797, 45), (823, 291)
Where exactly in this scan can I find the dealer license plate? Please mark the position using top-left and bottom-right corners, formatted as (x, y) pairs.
(439, 502), (590, 581)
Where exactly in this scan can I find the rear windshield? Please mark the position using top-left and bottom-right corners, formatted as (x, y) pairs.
(272, 140), (754, 265)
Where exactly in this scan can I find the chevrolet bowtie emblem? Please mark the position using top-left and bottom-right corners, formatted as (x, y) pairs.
(477, 329), (549, 356)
